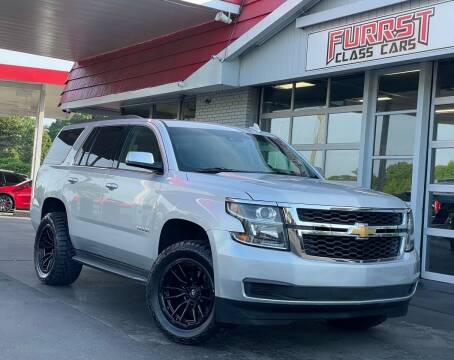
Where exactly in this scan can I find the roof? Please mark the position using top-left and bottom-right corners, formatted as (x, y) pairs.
(60, 0), (287, 108)
(0, 0), (240, 61)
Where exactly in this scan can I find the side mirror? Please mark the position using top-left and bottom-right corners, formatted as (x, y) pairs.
(315, 166), (325, 177)
(125, 151), (163, 173)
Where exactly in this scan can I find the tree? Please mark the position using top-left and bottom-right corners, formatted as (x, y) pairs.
(0, 115), (51, 176)
(47, 112), (93, 141)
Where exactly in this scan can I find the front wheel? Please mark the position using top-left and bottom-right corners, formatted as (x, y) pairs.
(146, 241), (218, 345)
(327, 316), (387, 330)
(0, 194), (14, 212)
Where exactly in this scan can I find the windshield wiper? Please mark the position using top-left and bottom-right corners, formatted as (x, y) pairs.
(192, 167), (248, 174)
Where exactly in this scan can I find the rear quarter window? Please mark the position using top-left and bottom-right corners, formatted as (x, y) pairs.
(44, 128), (84, 165)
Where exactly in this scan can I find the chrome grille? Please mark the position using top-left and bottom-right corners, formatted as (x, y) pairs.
(302, 235), (402, 261)
(297, 209), (403, 226)
(283, 206), (408, 263)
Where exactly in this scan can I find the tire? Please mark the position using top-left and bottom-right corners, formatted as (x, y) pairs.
(327, 316), (387, 330)
(146, 241), (218, 345)
(0, 193), (14, 213)
(34, 212), (82, 286)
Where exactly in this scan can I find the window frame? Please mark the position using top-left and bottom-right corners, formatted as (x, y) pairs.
(74, 125), (129, 169)
(115, 125), (165, 174)
(260, 74), (365, 184)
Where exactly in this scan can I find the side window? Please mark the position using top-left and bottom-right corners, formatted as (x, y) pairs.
(118, 126), (163, 171)
(77, 128), (99, 165)
(0, 172), (5, 186)
(84, 126), (127, 168)
(4, 172), (26, 185)
(44, 128), (84, 165)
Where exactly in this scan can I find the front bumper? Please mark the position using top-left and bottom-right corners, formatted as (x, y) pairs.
(215, 297), (411, 325)
(209, 229), (419, 322)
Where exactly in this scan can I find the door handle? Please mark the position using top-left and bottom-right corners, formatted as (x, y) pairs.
(68, 177), (79, 184)
(105, 183), (118, 191)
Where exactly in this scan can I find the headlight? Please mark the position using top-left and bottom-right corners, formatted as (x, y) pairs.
(405, 209), (415, 252)
(226, 201), (288, 250)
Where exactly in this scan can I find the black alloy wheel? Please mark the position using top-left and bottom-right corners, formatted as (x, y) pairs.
(34, 212), (82, 285)
(36, 224), (56, 276)
(159, 258), (215, 330)
(0, 194), (14, 212)
(147, 241), (218, 344)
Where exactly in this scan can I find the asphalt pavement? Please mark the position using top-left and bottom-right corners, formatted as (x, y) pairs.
(0, 216), (453, 360)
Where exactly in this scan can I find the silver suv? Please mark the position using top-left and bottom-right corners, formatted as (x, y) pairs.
(31, 118), (419, 344)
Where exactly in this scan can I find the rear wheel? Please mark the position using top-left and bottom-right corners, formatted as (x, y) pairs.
(0, 194), (14, 212)
(146, 241), (218, 345)
(327, 316), (387, 330)
(34, 212), (82, 286)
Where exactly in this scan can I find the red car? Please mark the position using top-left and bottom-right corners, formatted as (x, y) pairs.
(0, 180), (32, 212)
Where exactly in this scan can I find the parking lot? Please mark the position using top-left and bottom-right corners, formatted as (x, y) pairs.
(0, 215), (453, 360)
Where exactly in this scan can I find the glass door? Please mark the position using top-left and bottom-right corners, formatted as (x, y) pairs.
(369, 67), (422, 203)
(422, 60), (454, 283)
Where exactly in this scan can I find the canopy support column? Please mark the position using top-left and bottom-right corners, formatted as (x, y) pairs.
(31, 84), (46, 181)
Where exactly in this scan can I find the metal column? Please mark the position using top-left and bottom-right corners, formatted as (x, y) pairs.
(31, 84), (46, 181)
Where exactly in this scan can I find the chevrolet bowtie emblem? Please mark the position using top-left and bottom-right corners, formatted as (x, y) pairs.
(349, 223), (376, 238)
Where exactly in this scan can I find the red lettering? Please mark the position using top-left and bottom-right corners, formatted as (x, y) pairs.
(327, 30), (344, 64)
(377, 18), (395, 42)
(415, 8), (434, 44)
(360, 22), (378, 46)
(344, 26), (360, 49)
(396, 14), (414, 39)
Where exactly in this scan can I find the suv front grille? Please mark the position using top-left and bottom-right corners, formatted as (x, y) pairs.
(297, 208), (403, 226)
(301, 235), (402, 262)
(285, 207), (408, 263)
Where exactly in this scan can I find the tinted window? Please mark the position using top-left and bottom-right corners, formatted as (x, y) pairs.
(377, 71), (419, 112)
(0, 172), (5, 186)
(77, 128), (99, 165)
(83, 126), (127, 168)
(263, 85), (292, 113)
(437, 60), (454, 98)
(330, 74), (364, 107)
(4, 172), (27, 185)
(44, 128), (84, 165)
(118, 126), (163, 171)
(294, 79), (328, 109)
(167, 127), (317, 178)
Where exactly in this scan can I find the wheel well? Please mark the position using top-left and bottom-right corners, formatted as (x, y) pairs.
(41, 197), (66, 219)
(158, 219), (210, 254)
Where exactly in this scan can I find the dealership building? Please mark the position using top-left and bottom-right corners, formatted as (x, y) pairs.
(1, 0), (453, 283)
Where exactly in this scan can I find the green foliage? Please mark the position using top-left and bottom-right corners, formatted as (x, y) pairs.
(434, 161), (454, 183)
(47, 113), (93, 141)
(0, 115), (52, 176)
(371, 161), (413, 197)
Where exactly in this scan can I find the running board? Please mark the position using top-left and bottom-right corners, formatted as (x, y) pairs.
(73, 250), (149, 283)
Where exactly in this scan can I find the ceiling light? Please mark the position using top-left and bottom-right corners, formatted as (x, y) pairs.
(295, 81), (316, 88)
(377, 96), (392, 101)
(274, 84), (293, 90)
(435, 108), (454, 114)
(384, 70), (420, 76)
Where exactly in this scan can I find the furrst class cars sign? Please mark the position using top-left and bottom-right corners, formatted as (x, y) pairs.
(305, 1), (454, 71)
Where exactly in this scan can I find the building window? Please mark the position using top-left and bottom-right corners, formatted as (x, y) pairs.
(121, 97), (196, 120)
(261, 73), (365, 184)
(152, 102), (178, 119)
(371, 70), (420, 202)
(181, 98), (196, 120)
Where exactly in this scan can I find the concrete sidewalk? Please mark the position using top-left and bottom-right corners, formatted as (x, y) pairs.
(0, 217), (453, 360)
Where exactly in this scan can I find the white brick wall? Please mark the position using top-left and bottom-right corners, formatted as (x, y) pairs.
(194, 87), (260, 128)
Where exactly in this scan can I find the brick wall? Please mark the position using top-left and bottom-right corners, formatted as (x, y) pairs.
(194, 87), (260, 128)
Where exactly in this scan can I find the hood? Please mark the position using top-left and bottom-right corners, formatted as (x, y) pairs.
(187, 172), (406, 209)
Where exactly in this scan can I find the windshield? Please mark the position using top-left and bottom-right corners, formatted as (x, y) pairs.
(167, 127), (318, 178)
